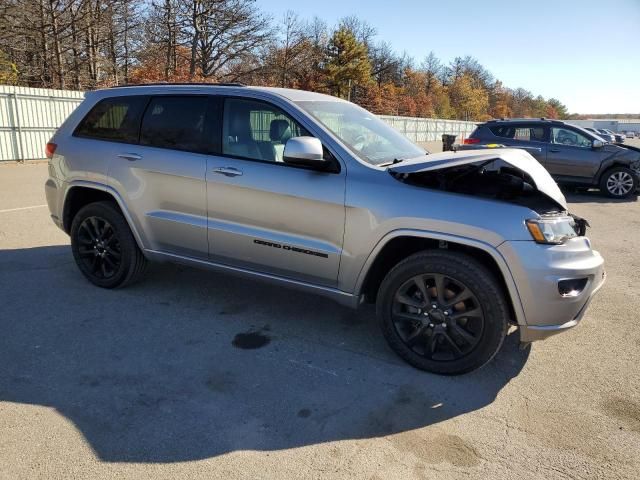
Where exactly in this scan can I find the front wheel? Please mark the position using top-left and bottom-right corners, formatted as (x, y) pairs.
(70, 201), (147, 288)
(376, 250), (509, 375)
(600, 167), (637, 198)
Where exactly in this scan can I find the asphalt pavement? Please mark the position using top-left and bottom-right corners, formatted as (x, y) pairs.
(0, 158), (639, 479)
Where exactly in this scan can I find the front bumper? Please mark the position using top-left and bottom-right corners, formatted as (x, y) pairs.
(518, 270), (605, 342)
(498, 236), (606, 343)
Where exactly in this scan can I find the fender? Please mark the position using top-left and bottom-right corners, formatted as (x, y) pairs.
(352, 228), (528, 325)
(63, 180), (149, 253)
(594, 151), (640, 183)
(620, 144), (640, 154)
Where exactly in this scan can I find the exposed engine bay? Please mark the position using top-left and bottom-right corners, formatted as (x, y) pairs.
(386, 149), (590, 236)
(390, 160), (564, 214)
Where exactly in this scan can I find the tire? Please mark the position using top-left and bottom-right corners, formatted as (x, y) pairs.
(599, 166), (638, 198)
(376, 250), (509, 375)
(70, 201), (147, 288)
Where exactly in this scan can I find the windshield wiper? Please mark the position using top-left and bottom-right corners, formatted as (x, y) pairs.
(380, 158), (405, 167)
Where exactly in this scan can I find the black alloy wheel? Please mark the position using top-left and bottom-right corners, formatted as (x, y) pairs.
(70, 201), (147, 288)
(391, 273), (484, 362)
(377, 250), (509, 375)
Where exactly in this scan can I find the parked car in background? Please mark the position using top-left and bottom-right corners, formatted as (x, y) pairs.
(626, 131), (636, 139)
(584, 127), (614, 143)
(44, 84), (606, 375)
(461, 118), (640, 198)
(594, 129), (617, 143)
(601, 129), (625, 144)
(584, 127), (610, 142)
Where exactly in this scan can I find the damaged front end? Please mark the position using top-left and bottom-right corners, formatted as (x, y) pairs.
(388, 148), (589, 238)
(389, 149), (567, 212)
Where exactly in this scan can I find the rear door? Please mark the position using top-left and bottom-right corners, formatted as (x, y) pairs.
(107, 95), (213, 258)
(487, 123), (548, 165)
(205, 96), (346, 287)
(546, 126), (605, 180)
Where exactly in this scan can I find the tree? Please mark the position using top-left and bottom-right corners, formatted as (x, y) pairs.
(509, 87), (533, 117)
(369, 41), (398, 87)
(265, 11), (311, 88)
(488, 80), (511, 119)
(338, 15), (376, 49)
(547, 98), (569, 119)
(0, 50), (18, 84)
(181, 0), (271, 80)
(324, 27), (370, 99)
(449, 73), (488, 120)
(0, 2), (572, 122)
(128, 44), (193, 83)
(419, 51), (442, 96)
(431, 82), (454, 119)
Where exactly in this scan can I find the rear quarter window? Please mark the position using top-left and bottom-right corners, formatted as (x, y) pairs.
(489, 125), (546, 142)
(74, 96), (148, 143)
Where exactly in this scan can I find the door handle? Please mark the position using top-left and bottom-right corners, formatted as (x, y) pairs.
(117, 153), (142, 161)
(549, 148), (560, 153)
(212, 166), (243, 177)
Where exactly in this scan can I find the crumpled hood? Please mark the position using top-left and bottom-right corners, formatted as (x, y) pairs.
(389, 148), (567, 209)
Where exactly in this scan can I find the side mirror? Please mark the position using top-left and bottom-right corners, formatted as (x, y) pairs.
(283, 137), (327, 169)
(592, 139), (604, 149)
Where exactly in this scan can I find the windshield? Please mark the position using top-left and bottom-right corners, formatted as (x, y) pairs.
(295, 100), (426, 165)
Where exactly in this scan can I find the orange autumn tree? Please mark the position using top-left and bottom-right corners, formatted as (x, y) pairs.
(129, 46), (205, 84)
(2, 0), (571, 121)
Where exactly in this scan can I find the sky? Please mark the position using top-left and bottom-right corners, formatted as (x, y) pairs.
(255, 0), (640, 114)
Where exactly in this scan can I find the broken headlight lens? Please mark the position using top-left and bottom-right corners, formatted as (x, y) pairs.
(526, 216), (578, 244)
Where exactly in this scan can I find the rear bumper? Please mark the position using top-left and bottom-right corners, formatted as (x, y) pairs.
(498, 237), (606, 343)
(44, 167), (65, 231)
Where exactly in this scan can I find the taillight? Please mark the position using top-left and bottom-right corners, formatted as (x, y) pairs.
(463, 138), (480, 145)
(45, 142), (57, 159)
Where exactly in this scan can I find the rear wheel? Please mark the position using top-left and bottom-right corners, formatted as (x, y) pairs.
(377, 250), (509, 375)
(70, 201), (147, 288)
(600, 167), (637, 198)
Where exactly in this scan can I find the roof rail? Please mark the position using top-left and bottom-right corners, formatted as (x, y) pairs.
(109, 82), (246, 88)
(487, 117), (565, 123)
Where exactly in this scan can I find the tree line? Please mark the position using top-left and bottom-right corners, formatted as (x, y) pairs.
(0, 0), (570, 120)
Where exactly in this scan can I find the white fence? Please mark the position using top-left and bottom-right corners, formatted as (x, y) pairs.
(0, 86), (477, 162)
(379, 115), (477, 143)
(0, 86), (84, 161)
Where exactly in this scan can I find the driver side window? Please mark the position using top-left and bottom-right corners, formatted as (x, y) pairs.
(551, 127), (591, 148)
(222, 98), (310, 163)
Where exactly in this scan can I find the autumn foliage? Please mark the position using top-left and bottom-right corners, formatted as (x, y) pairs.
(0, 1), (569, 120)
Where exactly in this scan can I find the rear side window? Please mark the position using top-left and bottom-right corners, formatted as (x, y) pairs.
(489, 125), (546, 142)
(140, 96), (209, 152)
(74, 96), (148, 143)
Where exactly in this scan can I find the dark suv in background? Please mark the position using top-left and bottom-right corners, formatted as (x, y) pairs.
(462, 119), (640, 198)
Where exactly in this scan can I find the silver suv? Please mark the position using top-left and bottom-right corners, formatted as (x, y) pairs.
(45, 84), (605, 375)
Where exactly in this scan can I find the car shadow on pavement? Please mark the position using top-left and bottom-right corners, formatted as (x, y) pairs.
(0, 245), (530, 463)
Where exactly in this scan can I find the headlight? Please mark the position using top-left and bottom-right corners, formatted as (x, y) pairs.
(526, 216), (578, 244)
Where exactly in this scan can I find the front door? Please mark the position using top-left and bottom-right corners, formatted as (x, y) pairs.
(206, 97), (346, 286)
(546, 126), (605, 180)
